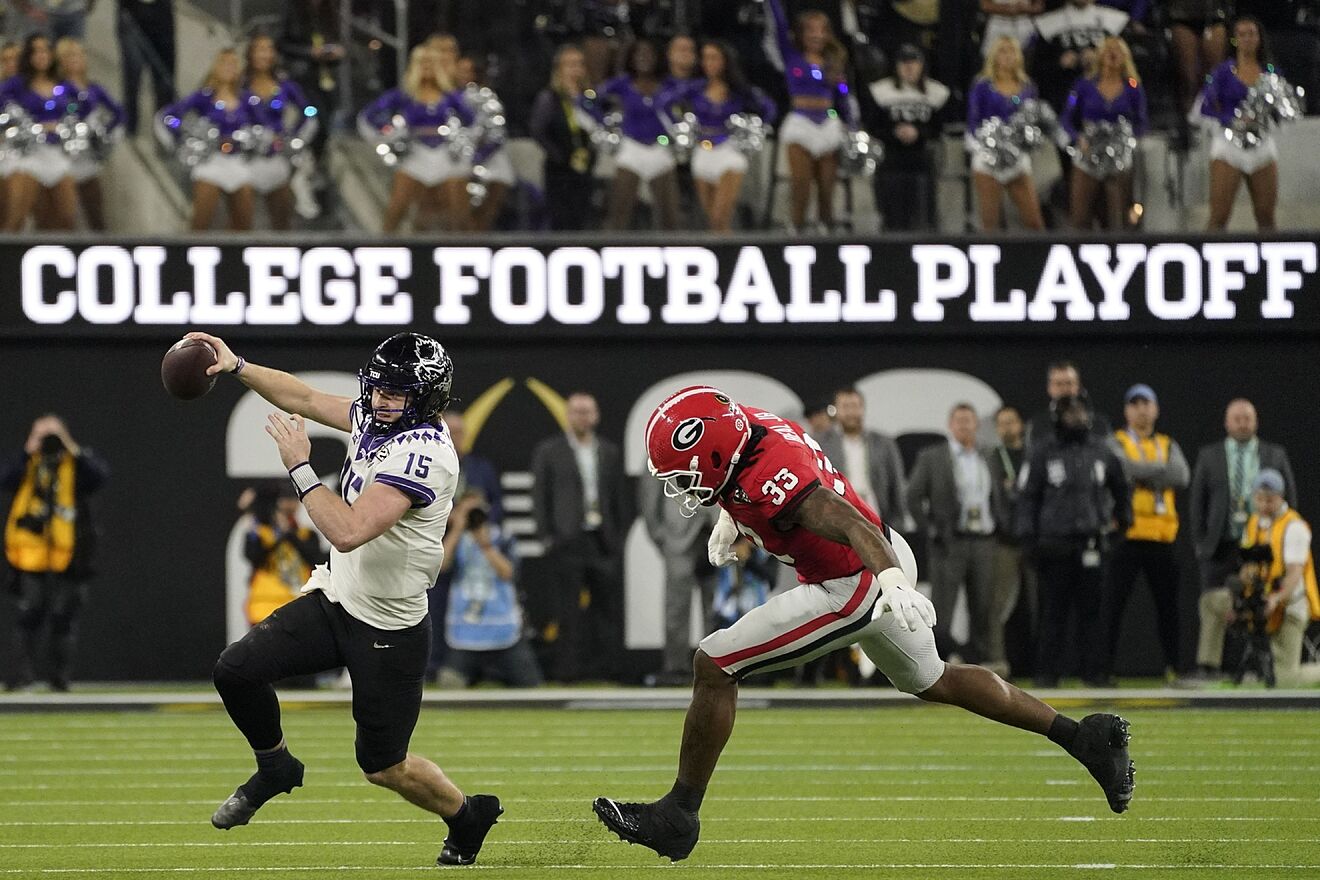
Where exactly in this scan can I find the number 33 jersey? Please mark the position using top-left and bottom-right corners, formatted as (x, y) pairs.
(319, 402), (460, 630)
(721, 410), (887, 585)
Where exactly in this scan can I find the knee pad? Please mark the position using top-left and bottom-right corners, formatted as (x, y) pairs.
(213, 642), (257, 691)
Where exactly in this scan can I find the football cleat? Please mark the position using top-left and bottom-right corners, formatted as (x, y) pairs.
(437, 794), (503, 866)
(1068, 713), (1136, 814)
(210, 758), (305, 830)
(593, 796), (700, 862)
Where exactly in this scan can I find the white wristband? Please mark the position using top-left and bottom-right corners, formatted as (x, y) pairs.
(288, 462), (321, 500)
(875, 567), (910, 591)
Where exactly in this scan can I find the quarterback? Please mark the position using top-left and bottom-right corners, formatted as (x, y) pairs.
(188, 331), (502, 867)
(595, 386), (1134, 861)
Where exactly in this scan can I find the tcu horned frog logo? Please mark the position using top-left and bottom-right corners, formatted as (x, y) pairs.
(671, 417), (708, 451)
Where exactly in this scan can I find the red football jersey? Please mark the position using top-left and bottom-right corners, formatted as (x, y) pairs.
(720, 409), (886, 584)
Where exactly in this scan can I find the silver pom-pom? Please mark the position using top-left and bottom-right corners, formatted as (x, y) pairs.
(1228, 72), (1305, 149)
(726, 113), (767, 155)
(666, 111), (697, 162)
(589, 110), (624, 155)
(974, 117), (1023, 169)
(177, 117), (222, 167)
(1068, 117), (1137, 177)
(444, 113), (476, 162)
(1013, 98), (1060, 151)
(974, 98), (1061, 169)
(372, 114), (410, 166)
(838, 128), (880, 177)
(464, 84), (508, 151)
(0, 103), (39, 160)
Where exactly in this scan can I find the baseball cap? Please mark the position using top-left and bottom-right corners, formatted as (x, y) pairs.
(1124, 383), (1157, 404)
(1252, 468), (1285, 495)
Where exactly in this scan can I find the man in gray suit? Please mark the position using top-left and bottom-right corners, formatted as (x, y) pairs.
(639, 476), (719, 685)
(817, 387), (907, 524)
(906, 403), (998, 665)
(530, 392), (627, 682)
(1187, 398), (1297, 680)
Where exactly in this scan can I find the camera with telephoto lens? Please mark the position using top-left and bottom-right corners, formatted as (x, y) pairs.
(39, 434), (65, 457)
(465, 505), (488, 531)
(1230, 544), (1277, 687)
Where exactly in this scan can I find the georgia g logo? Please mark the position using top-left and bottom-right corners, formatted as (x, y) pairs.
(672, 417), (707, 451)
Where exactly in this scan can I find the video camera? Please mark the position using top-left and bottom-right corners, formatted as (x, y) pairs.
(1230, 544), (1277, 687)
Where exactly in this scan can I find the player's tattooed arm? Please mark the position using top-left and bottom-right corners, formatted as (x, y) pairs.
(786, 485), (904, 574)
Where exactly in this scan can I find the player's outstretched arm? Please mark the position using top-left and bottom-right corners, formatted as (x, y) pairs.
(265, 412), (409, 551)
(787, 486), (935, 631)
(186, 331), (353, 432)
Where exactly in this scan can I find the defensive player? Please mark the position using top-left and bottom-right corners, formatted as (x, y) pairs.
(187, 330), (502, 867)
(594, 386), (1134, 860)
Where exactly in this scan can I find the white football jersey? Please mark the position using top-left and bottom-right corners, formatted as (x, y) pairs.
(310, 402), (459, 630)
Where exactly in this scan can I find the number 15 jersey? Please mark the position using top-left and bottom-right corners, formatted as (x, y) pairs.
(720, 410), (887, 585)
(317, 402), (459, 630)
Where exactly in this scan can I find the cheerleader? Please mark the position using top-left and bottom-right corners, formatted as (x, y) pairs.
(658, 41), (776, 232)
(596, 39), (680, 230)
(54, 38), (124, 232)
(359, 44), (474, 233)
(966, 35), (1045, 231)
(1201, 16), (1281, 231)
(157, 48), (257, 231)
(1, 35), (76, 231)
(244, 33), (317, 230)
(1061, 36), (1146, 231)
(0, 42), (20, 227)
(764, 0), (856, 232)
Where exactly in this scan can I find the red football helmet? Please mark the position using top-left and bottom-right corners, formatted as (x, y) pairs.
(645, 385), (752, 516)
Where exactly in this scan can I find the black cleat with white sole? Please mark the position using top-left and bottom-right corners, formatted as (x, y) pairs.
(437, 794), (503, 866)
(593, 796), (700, 862)
(1068, 713), (1135, 813)
(211, 758), (305, 830)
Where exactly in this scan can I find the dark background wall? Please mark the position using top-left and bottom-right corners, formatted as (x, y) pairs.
(2, 331), (1315, 680)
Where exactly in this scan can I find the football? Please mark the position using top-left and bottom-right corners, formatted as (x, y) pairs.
(161, 338), (219, 400)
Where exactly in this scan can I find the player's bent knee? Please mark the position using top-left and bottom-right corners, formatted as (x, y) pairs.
(358, 744), (409, 781)
(362, 756), (409, 789)
(915, 666), (952, 701)
(693, 650), (735, 687)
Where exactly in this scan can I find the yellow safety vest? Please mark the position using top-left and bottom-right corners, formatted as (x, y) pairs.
(245, 524), (312, 625)
(1114, 430), (1179, 543)
(1244, 508), (1320, 621)
(4, 452), (77, 573)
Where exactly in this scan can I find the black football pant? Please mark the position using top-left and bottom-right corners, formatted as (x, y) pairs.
(1104, 538), (1181, 675)
(213, 591), (430, 773)
(12, 572), (85, 688)
(1033, 539), (1106, 683)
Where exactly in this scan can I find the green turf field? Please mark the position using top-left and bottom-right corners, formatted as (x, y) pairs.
(1, 705), (1316, 879)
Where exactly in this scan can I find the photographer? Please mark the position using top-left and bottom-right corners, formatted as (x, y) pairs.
(2, 414), (108, 692)
(239, 483), (325, 626)
(1198, 469), (1318, 686)
(436, 490), (542, 688)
